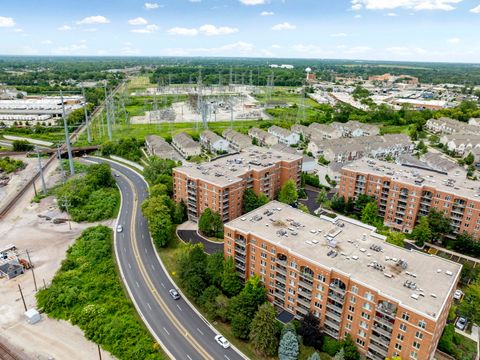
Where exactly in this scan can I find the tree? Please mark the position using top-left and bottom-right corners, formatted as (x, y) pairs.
(330, 195), (346, 213)
(243, 189), (269, 213)
(198, 285), (221, 318)
(249, 303), (279, 357)
(427, 209), (451, 240)
(12, 140), (34, 151)
(215, 294), (230, 322)
(278, 330), (299, 360)
(464, 152), (475, 165)
(85, 163), (116, 189)
(333, 348), (345, 360)
(315, 189), (328, 208)
(299, 312), (323, 349)
(221, 257), (243, 297)
(411, 216), (432, 247)
(361, 202), (378, 226)
(177, 244), (208, 299)
(342, 334), (360, 360)
(298, 203), (310, 214)
(386, 231), (405, 247)
(458, 281), (480, 324)
(308, 353), (321, 360)
(231, 313), (251, 339)
(355, 194), (375, 212)
(142, 198), (173, 248)
(198, 208), (224, 238)
(143, 156), (178, 187)
(206, 252), (225, 288)
(278, 179), (298, 205)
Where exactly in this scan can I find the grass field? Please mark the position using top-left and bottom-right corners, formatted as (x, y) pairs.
(128, 75), (153, 92)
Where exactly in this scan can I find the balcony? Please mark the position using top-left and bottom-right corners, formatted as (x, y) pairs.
(276, 267), (287, 276)
(275, 282), (286, 291)
(297, 296), (311, 308)
(374, 317), (394, 329)
(329, 284), (346, 295)
(234, 246), (246, 255)
(324, 318), (340, 330)
(368, 342), (389, 358)
(370, 333), (391, 348)
(235, 238), (246, 246)
(276, 276), (286, 285)
(296, 305), (309, 316)
(323, 327), (339, 339)
(276, 258), (287, 266)
(274, 299), (284, 307)
(325, 310), (342, 323)
(298, 280), (313, 291)
(234, 255), (245, 263)
(326, 301), (343, 312)
(372, 324), (392, 337)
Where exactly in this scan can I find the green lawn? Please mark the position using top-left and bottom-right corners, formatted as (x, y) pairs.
(380, 124), (414, 135)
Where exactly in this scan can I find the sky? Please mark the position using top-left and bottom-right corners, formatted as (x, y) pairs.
(1, 0), (480, 63)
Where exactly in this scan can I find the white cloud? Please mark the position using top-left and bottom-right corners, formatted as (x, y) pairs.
(343, 45), (371, 54)
(470, 5), (480, 13)
(131, 24), (160, 34)
(168, 27), (198, 36)
(121, 46), (141, 55)
(271, 22), (296, 31)
(0, 16), (16, 27)
(330, 32), (347, 37)
(260, 11), (274, 16)
(128, 17), (148, 25)
(354, 14), (362, 18)
(52, 43), (88, 55)
(447, 37), (460, 43)
(271, 44), (281, 49)
(41, 40), (52, 44)
(83, 28), (98, 32)
(58, 25), (72, 31)
(190, 0), (202, 2)
(239, 0), (266, 5)
(386, 46), (411, 56)
(351, 0), (462, 11)
(144, 2), (161, 9)
(386, 12), (398, 16)
(199, 24), (238, 36)
(292, 44), (332, 57)
(76, 15), (110, 25)
(13, 28), (23, 32)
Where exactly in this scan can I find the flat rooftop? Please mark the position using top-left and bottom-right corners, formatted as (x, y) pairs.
(174, 146), (302, 187)
(226, 201), (461, 319)
(343, 158), (480, 202)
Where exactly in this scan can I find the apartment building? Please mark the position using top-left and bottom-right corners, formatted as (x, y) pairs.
(425, 117), (480, 135)
(173, 146), (302, 222)
(338, 158), (480, 237)
(172, 132), (202, 158)
(440, 133), (480, 156)
(248, 127), (279, 146)
(224, 201), (461, 360)
(145, 135), (182, 161)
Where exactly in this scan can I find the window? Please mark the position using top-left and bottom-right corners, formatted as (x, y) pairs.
(415, 331), (423, 340)
(349, 305), (355, 313)
(345, 323), (351, 330)
(410, 351), (418, 359)
(418, 320), (426, 329)
(360, 321), (368, 330)
(288, 288), (295, 295)
(347, 314), (353, 321)
(413, 341), (421, 350)
(317, 284), (324, 292)
(356, 338), (365, 347)
(361, 312), (370, 320)
(397, 333), (404, 341)
(317, 274), (326, 282)
(351, 285), (359, 294)
(363, 302), (372, 311)
(288, 296), (294, 303)
(350, 296), (356, 304)
(402, 312), (410, 321)
(400, 323), (407, 332)
(395, 343), (402, 351)
(357, 329), (367, 338)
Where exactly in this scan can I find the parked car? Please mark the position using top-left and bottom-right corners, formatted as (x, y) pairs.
(454, 289), (463, 300)
(456, 317), (467, 331)
(116, 225), (123, 233)
(169, 288), (180, 300)
(214, 335), (230, 349)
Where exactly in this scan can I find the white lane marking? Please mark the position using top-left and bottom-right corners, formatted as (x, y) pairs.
(144, 247), (147, 254)
(147, 303), (152, 310)
(142, 233), (144, 240)
(176, 304), (182, 311)
(225, 356), (231, 360)
(128, 263), (131, 269)
(151, 264), (155, 271)
(196, 328), (203, 336)
(160, 282), (165, 288)
(186, 355), (193, 360)
(136, 281), (140, 288)
(123, 247), (126, 253)
(163, 327), (170, 336)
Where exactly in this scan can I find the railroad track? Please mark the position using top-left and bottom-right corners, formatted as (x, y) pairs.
(0, 342), (19, 360)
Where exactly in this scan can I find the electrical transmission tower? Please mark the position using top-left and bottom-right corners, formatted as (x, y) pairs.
(60, 90), (75, 176)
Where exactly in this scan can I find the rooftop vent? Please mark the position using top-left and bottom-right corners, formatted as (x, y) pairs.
(445, 271), (453, 276)
(411, 294), (419, 300)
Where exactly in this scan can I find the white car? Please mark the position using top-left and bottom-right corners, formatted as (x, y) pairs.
(169, 288), (180, 300)
(116, 225), (123, 233)
(456, 317), (467, 331)
(214, 335), (230, 349)
(453, 290), (463, 300)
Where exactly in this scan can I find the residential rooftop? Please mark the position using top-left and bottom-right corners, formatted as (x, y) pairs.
(174, 146), (302, 187)
(226, 201), (461, 319)
(343, 157), (480, 201)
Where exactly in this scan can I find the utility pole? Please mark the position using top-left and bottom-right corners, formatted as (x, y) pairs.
(97, 344), (102, 360)
(18, 284), (27, 311)
(82, 87), (91, 143)
(36, 147), (47, 195)
(60, 90), (75, 176)
(57, 147), (65, 183)
(61, 196), (72, 230)
(26, 250), (37, 292)
(104, 85), (113, 141)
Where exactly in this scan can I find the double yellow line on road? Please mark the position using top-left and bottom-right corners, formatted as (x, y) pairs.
(123, 174), (214, 360)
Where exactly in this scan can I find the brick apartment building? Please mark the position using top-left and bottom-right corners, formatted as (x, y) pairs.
(173, 146), (302, 222)
(224, 201), (461, 360)
(338, 158), (480, 237)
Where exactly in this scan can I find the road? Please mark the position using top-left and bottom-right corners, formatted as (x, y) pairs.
(86, 157), (245, 360)
(176, 230), (223, 255)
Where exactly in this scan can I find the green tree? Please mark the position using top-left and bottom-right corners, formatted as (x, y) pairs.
(231, 313), (251, 339)
(427, 209), (451, 240)
(85, 163), (116, 189)
(355, 194), (375, 212)
(298, 203), (310, 214)
(142, 197), (173, 248)
(386, 231), (405, 247)
(12, 140), (34, 151)
(177, 244), (208, 299)
(243, 189), (269, 213)
(330, 195), (346, 213)
(361, 202), (378, 226)
(215, 294), (230, 322)
(206, 252), (225, 288)
(299, 312), (322, 349)
(459, 281), (480, 324)
(249, 303), (279, 357)
(464, 152), (475, 165)
(198, 208), (224, 238)
(315, 189), (328, 208)
(411, 216), (432, 247)
(278, 179), (298, 205)
(281, 322), (297, 337)
(143, 156), (178, 187)
(278, 330), (299, 360)
(342, 334), (360, 360)
(221, 257), (243, 297)
(198, 285), (221, 318)
(333, 348), (345, 360)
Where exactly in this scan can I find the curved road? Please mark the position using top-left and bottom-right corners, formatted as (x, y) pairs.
(176, 230), (223, 255)
(86, 157), (245, 360)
